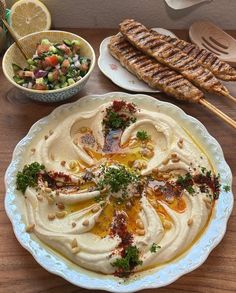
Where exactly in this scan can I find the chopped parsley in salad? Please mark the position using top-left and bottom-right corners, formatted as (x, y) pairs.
(12, 39), (91, 90)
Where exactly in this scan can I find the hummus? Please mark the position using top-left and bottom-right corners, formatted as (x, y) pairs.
(18, 100), (220, 277)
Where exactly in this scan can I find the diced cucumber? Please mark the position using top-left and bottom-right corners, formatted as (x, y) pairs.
(67, 78), (75, 85)
(44, 77), (49, 84)
(54, 84), (61, 89)
(12, 63), (22, 72)
(27, 58), (35, 65)
(59, 75), (66, 83)
(68, 57), (73, 63)
(67, 68), (77, 78)
(48, 72), (54, 82)
(36, 77), (44, 84)
(80, 71), (86, 77)
(57, 55), (64, 64)
(41, 39), (51, 45)
(13, 76), (25, 85)
(63, 39), (72, 46)
(72, 40), (80, 46)
(29, 65), (37, 71)
(60, 82), (68, 88)
(49, 45), (58, 53)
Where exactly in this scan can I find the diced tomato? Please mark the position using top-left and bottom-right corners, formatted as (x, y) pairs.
(37, 44), (50, 55)
(62, 59), (70, 68)
(72, 45), (80, 54)
(58, 44), (72, 56)
(80, 63), (89, 72)
(17, 70), (25, 78)
(23, 71), (35, 78)
(33, 84), (48, 90)
(52, 69), (59, 80)
(61, 59), (70, 74)
(35, 59), (43, 69)
(44, 55), (59, 67)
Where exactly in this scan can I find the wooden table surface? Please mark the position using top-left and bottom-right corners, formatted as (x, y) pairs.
(0, 28), (235, 293)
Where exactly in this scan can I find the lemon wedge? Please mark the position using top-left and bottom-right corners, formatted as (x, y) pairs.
(10, 0), (51, 39)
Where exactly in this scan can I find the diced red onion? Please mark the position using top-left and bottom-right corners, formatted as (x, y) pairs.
(28, 82), (33, 89)
(73, 55), (79, 62)
(75, 60), (81, 68)
(34, 69), (48, 78)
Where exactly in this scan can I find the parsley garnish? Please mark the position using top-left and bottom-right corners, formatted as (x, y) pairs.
(206, 170), (212, 177)
(106, 111), (127, 130)
(201, 167), (206, 174)
(103, 101), (137, 131)
(16, 162), (45, 194)
(98, 165), (138, 193)
(150, 243), (161, 253)
(223, 185), (230, 192)
(112, 245), (142, 273)
(176, 173), (192, 186)
(186, 185), (195, 194)
(136, 130), (150, 141)
(176, 173), (195, 195)
(104, 111), (136, 131)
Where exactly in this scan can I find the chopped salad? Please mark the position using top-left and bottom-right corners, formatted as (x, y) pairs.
(12, 39), (91, 90)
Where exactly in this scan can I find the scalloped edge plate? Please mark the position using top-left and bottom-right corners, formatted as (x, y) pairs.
(98, 28), (177, 92)
(5, 92), (233, 292)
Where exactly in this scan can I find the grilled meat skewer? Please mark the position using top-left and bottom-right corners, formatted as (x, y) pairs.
(108, 34), (203, 102)
(150, 29), (236, 81)
(119, 19), (234, 100)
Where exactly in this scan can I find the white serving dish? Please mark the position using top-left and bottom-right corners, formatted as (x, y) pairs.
(98, 29), (177, 92)
(5, 92), (233, 292)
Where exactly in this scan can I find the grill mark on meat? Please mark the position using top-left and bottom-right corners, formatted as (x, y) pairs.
(120, 19), (231, 95)
(151, 68), (171, 78)
(148, 28), (236, 81)
(108, 34), (203, 103)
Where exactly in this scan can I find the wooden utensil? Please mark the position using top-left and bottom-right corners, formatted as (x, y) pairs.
(0, 0), (29, 60)
(189, 20), (236, 67)
(0, 0), (6, 20)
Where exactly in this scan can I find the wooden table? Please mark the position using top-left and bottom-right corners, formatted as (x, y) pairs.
(0, 28), (235, 293)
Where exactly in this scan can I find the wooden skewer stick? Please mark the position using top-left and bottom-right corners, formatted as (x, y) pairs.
(220, 89), (236, 103)
(1, 18), (29, 60)
(224, 92), (236, 103)
(199, 99), (236, 129)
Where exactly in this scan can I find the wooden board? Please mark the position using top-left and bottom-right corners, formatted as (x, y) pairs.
(0, 28), (235, 293)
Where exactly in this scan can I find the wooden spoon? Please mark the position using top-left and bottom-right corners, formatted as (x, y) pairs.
(189, 20), (236, 67)
(0, 0), (29, 59)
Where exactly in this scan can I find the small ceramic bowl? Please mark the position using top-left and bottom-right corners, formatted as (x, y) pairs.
(2, 30), (96, 102)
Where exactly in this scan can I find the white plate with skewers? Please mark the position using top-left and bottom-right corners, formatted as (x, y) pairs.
(98, 28), (178, 92)
(98, 29), (236, 98)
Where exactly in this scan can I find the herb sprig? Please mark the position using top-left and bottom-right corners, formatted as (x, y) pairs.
(150, 243), (161, 253)
(16, 162), (45, 194)
(103, 100), (137, 131)
(98, 165), (138, 193)
(136, 130), (150, 141)
(176, 173), (195, 195)
(112, 245), (142, 274)
(223, 185), (230, 192)
(106, 111), (130, 130)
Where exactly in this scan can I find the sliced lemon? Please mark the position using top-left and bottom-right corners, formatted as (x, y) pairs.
(10, 0), (51, 39)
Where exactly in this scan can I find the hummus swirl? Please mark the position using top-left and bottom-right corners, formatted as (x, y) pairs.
(20, 100), (218, 276)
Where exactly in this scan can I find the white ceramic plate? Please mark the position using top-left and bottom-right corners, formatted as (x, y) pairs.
(5, 92), (233, 292)
(98, 28), (177, 92)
